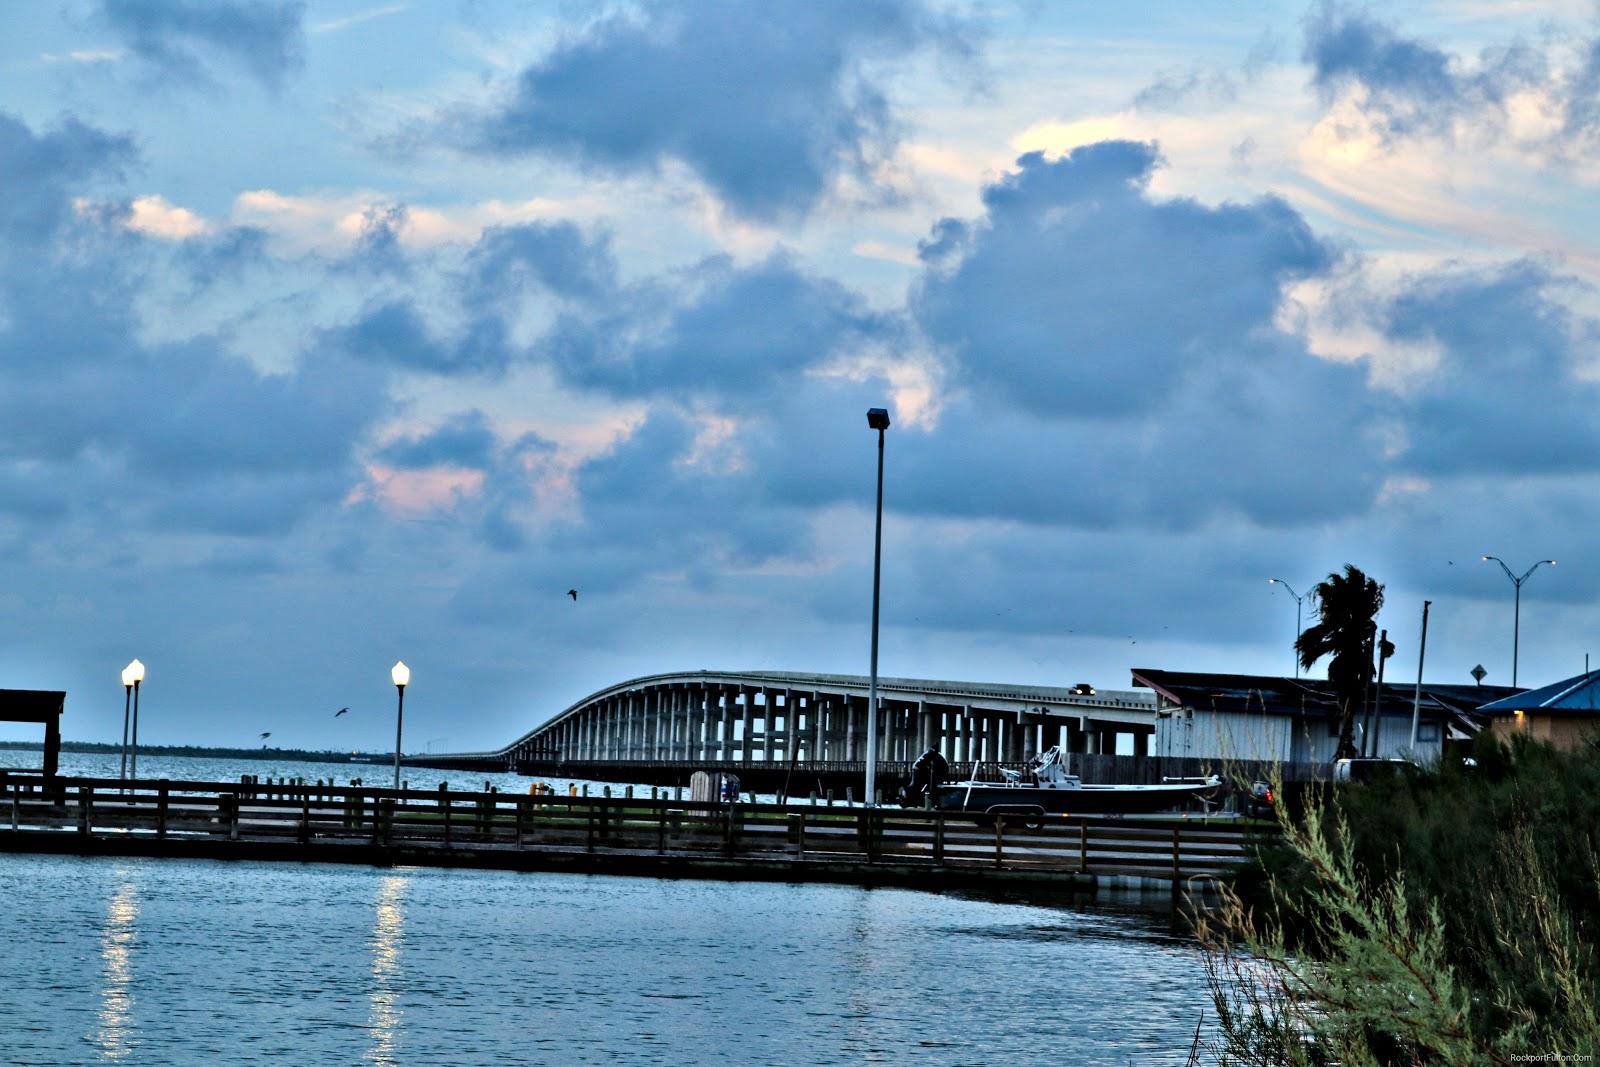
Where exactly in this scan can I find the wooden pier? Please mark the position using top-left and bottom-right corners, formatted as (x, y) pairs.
(0, 775), (1262, 893)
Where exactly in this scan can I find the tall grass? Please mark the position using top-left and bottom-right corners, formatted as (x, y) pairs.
(1197, 735), (1600, 1063)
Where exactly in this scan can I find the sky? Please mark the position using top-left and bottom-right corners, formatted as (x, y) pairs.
(4, 0), (1600, 752)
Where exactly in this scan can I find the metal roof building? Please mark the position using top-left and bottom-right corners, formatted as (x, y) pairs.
(1132, 668), (1521, 763)
(1477, 669), (1600, 749)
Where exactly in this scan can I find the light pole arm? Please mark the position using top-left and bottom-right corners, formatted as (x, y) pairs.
(1519, 560), (1555, 584)
(1484, 555), (1517, 585)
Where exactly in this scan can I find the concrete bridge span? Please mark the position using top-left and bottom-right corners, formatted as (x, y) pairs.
(438, 671), (1159, 779)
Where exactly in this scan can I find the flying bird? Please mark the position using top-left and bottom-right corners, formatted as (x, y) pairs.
(335, 707), (349, 717)
(567, 589), (578, 601)
(259, 732), (271, 740)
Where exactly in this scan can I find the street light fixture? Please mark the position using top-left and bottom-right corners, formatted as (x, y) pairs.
(119, 663), (135, 781)
(1482, 556), (1555, 687)
(1267, 579), (1312, 678)
(864, 407), (890, 807)
(123, 659), (145, 781)
(391, 660), (410, 791)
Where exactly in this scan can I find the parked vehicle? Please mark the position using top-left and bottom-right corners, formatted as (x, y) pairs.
(1332, 757), (1419, 784)
(1243, 780), (1275, 819)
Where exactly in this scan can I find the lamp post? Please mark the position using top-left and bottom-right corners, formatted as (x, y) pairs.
(391, 660), (410, 791)
(118, 663), (135, 781)
(1267, 579), (1311, 678)
(1482, 556), (1555, 687)
(864, 407), (890, 807)
(124, 659), (145, 781)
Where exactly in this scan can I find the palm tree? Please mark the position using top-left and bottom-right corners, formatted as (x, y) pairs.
(1295, 564), (1385, 760)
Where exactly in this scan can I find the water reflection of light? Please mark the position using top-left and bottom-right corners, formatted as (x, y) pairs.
(367, 874), (407, 1065)
(95, 879), (139, 1059)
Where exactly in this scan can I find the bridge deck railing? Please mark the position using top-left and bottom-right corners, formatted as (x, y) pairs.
(0, 774), (1266, 885)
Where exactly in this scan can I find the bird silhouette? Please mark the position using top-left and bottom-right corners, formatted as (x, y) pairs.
(334, 707), (349, 717)
(567, 589), (578, 601)
(259, 731), (271, 740)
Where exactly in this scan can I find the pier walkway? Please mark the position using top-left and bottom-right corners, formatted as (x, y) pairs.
(0, 775), (1261, 893)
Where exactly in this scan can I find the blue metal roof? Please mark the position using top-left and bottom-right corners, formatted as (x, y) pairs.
(1478, 669), (1600, 714)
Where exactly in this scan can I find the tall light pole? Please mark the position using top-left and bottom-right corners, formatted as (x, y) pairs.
(119, 663), (136, 781)
(1267, 579), (1311, 678)
(865, 407), (890, 807)
(391, 661), (410, 791)
(124, 659), (145, 780)
(1482, 556), (1555, 687)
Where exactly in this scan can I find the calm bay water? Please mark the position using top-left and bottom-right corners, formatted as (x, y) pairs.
(0, 854), (1212, 1066)
(0, 750), (1218, 1064)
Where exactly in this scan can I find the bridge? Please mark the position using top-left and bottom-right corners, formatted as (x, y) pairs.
(418, 670), (1161, 794)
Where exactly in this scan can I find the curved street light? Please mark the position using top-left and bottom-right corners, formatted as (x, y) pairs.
(1482, 556), (1555, 687)
(1268, 579), (1313, 678)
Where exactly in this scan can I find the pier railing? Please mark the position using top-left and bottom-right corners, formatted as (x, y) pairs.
(0, 774), (1265, 886)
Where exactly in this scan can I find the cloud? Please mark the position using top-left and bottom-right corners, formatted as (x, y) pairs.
(446, 0), (977, 221)
(1300, 4), (1594, 151)
(0, 113), (391, 540)
(547, 252), (899, 400)
(1383, 261), (1600, 476)
(0, 111), (134, 243)
(377, 411), (498, 471)
(98, 0), (306, 89)
(912, 143), (1333, 417)
(125, 194), (211, 239)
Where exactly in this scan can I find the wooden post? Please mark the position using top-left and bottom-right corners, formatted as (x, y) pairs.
(1079, 821), (1088, 872)
(656, 804), (666, 854)
(515, 798), (526, 849)
(10, 790), (17, 832)
(380, 798), (394, 847)
(157, 783), (169, 839)
(933, 811), (944, 865)
(585, 804), (596, 852)
(370, 796), (381, 846)
(78, 784), (91, 835)
(797, 812), (806, 861)
(225, 793), (239, 840)
(442, 793), (452, 848)
(299, 792), (311, 845)
(994, 815), (1004, 869)
(1171, 826), (1181, 883)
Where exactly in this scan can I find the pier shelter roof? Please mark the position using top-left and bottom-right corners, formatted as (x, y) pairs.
(0, 689), (65, 777)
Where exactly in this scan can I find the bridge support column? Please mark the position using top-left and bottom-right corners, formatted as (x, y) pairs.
(1005, 716), (1024, 762)
(846, 696), (860, 762)
(811, 694), (823, 761)
(740, 689), (754, 765)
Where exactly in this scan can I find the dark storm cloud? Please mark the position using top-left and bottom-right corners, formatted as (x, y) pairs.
(1385, 262), (1600, 476)
(912, 143), (1333, 418)
(548, 252), (897, 400)
(449, 0), (976, 220)
(99, 0), (306, 89)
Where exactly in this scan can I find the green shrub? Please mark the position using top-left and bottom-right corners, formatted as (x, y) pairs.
(1200, 736), (1600, 1063)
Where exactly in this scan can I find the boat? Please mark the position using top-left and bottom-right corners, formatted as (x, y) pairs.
(922, 746), (1219, 821)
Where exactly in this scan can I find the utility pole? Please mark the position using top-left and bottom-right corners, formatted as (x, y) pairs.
(1409, 601), (1431, 754)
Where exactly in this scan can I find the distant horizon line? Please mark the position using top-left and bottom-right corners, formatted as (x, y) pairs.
(0, 740), (391, 761)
